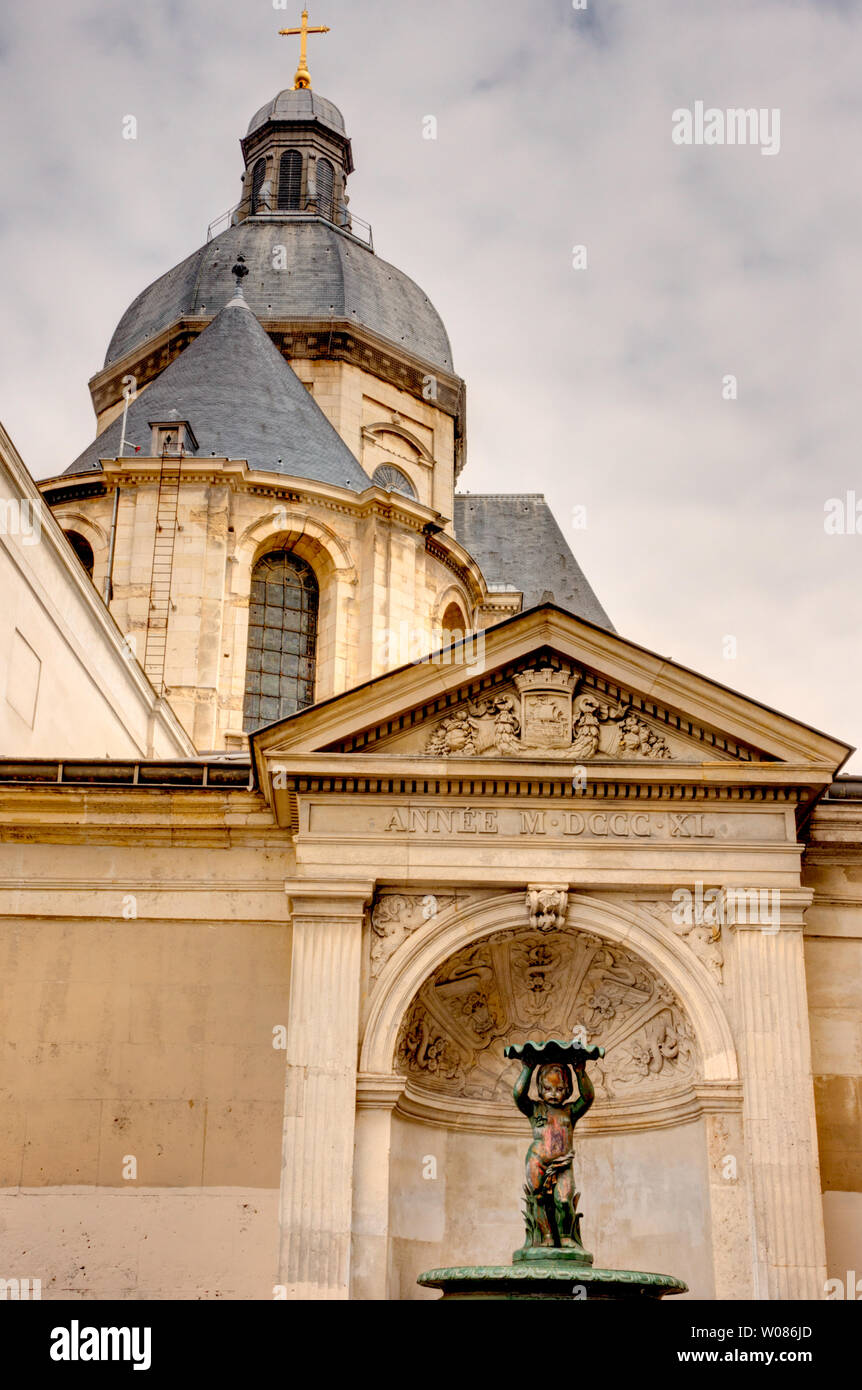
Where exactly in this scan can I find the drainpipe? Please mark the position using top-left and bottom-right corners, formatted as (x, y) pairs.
(103, 485), (121, 605)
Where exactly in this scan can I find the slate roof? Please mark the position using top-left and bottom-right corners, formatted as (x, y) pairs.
(246, 89), (346, 137)
(453, 494), (614, 631)
(103, 220), (454, 374)
(65, 296), (373, 490)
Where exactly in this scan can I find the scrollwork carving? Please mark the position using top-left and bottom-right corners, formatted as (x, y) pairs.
(395, 924), (700, 1104)
(638, 899), (724, 984)
(370, 893), (455, 979)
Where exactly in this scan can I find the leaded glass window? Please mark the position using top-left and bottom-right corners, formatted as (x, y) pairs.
(243, 552), (318, 731)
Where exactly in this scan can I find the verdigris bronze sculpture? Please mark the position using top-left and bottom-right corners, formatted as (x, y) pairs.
(509, 1039), (602, 1263)
(418, 1035), (687, 1300)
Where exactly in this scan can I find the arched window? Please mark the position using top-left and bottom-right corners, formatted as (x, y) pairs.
(243, 552), (318, 731)
(316, 158), (335, 221)
(371, 464), (417, 500)
(278, 150), (302, 210)
(250, 158), (267, 215)
(441, 601), (467, 643)
(65, 531), (94, 580)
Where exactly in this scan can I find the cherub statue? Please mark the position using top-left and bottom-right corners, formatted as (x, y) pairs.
(504, 1040), (603, 1259)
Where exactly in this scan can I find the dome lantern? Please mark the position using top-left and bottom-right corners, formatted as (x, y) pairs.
(238, 87), (354, 226)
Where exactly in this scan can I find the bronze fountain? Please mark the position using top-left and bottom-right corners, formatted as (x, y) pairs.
(418, 1036), (687, 1300)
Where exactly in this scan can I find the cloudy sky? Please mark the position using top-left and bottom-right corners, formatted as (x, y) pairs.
(1, 0), (860, 767)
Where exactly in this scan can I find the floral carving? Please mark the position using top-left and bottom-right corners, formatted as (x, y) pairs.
(370, 893), (455, 979)
(395, 924), (699, 1104)
(638, 899), (724, 984)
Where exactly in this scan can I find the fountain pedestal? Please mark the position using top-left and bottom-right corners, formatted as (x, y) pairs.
(418, 1261), (686, 1301)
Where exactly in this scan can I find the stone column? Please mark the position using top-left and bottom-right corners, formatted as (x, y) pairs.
(350, 1074), (406, 1301)
(728, 888), (827, 1299)
(279, 879), (374, 1300)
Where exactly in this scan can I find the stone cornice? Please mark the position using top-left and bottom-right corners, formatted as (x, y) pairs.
(0, 782), (279, 846)
(261, 752), (819, 830)
(38, 461), (489, 611)
(356, 1074), (408, 1111)
(88, 315), (465, 422)
(804, 800), (862, 859)
(396, 1079), (743, 1136)
(285, 877), (376, 921)
(724, 887), (813, 931)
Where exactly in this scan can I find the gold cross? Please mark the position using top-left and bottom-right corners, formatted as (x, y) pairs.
(278, 9), (330, 91)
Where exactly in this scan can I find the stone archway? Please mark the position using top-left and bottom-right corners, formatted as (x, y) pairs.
(394, 922), (700, 1121)
(361, 892), (737, 1086)
(354, 892), (745, 1300)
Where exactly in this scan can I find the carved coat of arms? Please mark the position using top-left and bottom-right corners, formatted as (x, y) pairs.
(423, 664), (671, 760)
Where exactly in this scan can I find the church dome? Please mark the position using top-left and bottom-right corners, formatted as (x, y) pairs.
(246, 88), (346, 137)
(104, 219), (455, 373)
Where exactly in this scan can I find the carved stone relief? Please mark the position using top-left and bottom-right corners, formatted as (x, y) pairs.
(395, 924), (699, 1104)
(525, 886), (568, 932)
(638, 899), (724, 985)
(422, 664), (672, 760)
(370, 893), (458, 979)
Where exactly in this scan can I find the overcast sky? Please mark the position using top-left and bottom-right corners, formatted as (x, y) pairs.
(1, 0), (860, 767)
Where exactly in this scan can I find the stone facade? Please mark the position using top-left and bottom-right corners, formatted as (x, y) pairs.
(2, 71), (860, 1307)
(45, 459), (482, 751)
(1, 609), (860, 1301)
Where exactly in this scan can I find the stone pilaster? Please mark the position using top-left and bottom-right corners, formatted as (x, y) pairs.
(697, 1087), (755, 1300)
(350, 1074), (406, 1301)
(728, 888), (827, 1298)
(279, 879), (374, 1300)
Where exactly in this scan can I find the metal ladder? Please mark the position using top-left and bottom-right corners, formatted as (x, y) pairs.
(143, 450), (182, 693)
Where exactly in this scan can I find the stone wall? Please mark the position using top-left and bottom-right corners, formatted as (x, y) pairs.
(0, 423), (192, 759)
(0, 802), (288, 1300)
(803, 798), (862, 1293)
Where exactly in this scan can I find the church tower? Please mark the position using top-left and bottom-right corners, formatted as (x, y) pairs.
(38, 33), (609, 752)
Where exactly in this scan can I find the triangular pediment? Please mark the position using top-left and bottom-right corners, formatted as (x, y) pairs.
(252, 607), (851, 777)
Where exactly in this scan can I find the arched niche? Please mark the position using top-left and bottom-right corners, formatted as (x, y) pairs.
(359, 892), (741, 1299)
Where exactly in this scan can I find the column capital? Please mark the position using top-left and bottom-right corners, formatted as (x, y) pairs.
(285, 878), (376, 920)
(356, 1073), (407, 1111)
(723, 886), (814, 932)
